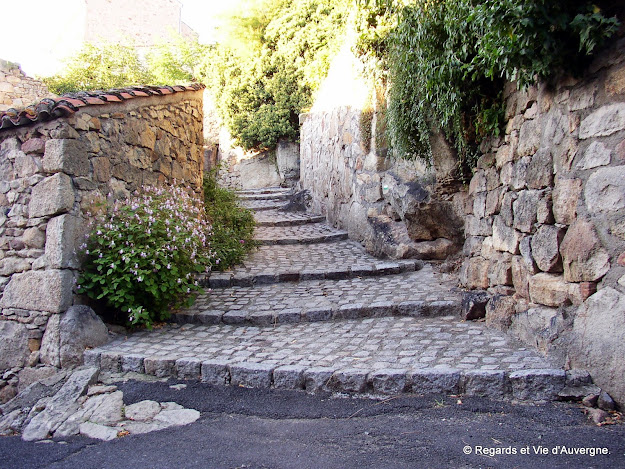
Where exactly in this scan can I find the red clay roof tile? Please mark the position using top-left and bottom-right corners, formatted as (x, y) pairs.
(0, 83), (205, 131)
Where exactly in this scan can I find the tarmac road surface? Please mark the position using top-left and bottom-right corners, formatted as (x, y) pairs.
(1, 378), (624, 469)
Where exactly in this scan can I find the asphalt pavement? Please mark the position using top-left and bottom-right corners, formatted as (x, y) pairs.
(1, 378), (624, 469)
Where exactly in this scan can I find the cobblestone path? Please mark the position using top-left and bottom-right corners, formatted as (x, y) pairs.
(90, 188), (579, 400)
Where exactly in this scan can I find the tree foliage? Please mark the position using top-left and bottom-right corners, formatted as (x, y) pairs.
(42, 34), (208, 95)
(199, 0), (349, 152)
(354, 0), (620, 171)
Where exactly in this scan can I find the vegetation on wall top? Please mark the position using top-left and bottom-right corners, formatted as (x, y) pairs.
(42, 34), (208, 95)
(354, 0), (621, 173)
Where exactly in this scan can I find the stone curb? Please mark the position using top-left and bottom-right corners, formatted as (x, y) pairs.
(237, 193), (291, 201)
(85, 351), (570, 402)
(171, 298), (459, 326)
(256, 231), (348, 245)
(236, 188), (290, 196)
(200, 259), (421, 288)
(240, 201), (288, 211)
(255, 215), (326, 227)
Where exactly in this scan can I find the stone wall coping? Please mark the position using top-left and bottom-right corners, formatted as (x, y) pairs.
(0, 83), (205, 131)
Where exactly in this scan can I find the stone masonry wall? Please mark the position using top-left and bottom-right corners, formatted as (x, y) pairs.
(300, 42), (468, 262)
(0, 89), (203, 394)
(300, 106), (468, 261)
(216, 129), (300, 190)
(0, 60), (53, 112)
(301, 36), (625, 405)
(459, 37), (625, 405)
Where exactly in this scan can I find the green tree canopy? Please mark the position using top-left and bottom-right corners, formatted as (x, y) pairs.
(199, 0), (349, 151)
(42, 34), (208, 95)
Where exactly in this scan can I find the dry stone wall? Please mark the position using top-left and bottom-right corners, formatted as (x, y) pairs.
(300, 106), (467, 261)
(216, 129), (299, 190)
(0, 60), (53, 112)
(0, 88), (203, 398)
(301, 36), (625, 405)
(460, 38), (625, 405)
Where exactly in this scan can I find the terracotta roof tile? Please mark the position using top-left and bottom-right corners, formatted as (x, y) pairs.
(0, 83), (205, 131)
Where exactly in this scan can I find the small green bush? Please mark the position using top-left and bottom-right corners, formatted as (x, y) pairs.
(203, 171), (257, 270)
(78, 185), (215, 328)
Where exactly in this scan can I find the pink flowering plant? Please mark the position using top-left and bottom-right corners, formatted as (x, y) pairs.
(77, 185), (216, 328)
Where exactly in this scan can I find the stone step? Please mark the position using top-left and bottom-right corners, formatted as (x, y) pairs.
(177, 267), (459, 326)
(87, 315), (575, 401)
(254, 210), (325, 227)
(240, 199), (288, 211)
(237, 192), (292, 201)
(236, 187), (290, 196)
(254, 223), (348, 245)
(199, 240), (421, 288)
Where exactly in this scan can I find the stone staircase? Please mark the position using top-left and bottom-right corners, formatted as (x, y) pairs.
(86, 188), (585, 401)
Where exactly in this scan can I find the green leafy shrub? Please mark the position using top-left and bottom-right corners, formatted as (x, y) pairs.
(199, 0), (349, 152)
(355, 0), (620, 172)
(203, 171), (257, 270)
(78, 185), (215, 328)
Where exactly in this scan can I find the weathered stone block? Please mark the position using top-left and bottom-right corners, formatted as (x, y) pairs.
(500, 191), (517, 226)
(28, 173), (74, 218)
(462, 370), (506, 397)
(531, 225), (565, 273)
(518, 119), (541, 156)
(579, 103), (625, 139)
(176, 358), (202, 380)
(408, 367), (460, 394)
(511, 156), (530, 190)
(528, 273), (570, 307)
(485, 294), (516, 331)
(585, 166), (625, 214)
(465, 216), (492, 237)
(91, 157), (111, 182)
(492, 216), (521, 254)
(576, 141), (611, 170)
(40, 314), (61, 367)
(509, 369), (566, 400)
(488, 256), (513, 287)
(45, 214), (83, 269)
(569, 287), (625, 406)
(369, 369), (408, 395)
(327, 369), (368, 393)
(460, 290), (489, 320)
(144, 357), (176, 378)
(304, 367), (335, 392)
(0, 320), (30, 371)
(273, 365), (305, 390)
(121, 354), (144, 373)
(57, 305), (109, 368)
(560, 220), (610, 282)
(552, 178), (581, 225)
(201, 359), (230, 385)
(527, 148), (553, 189)
(513, 190), (539, 233)
(0, 270), (74, 313)
(459, 257), (490, 289)
(43, 139), (89, 176)
(463, 237), (485, 257)
(511, 256), (531, 299)
(230, 363), (274, 388)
